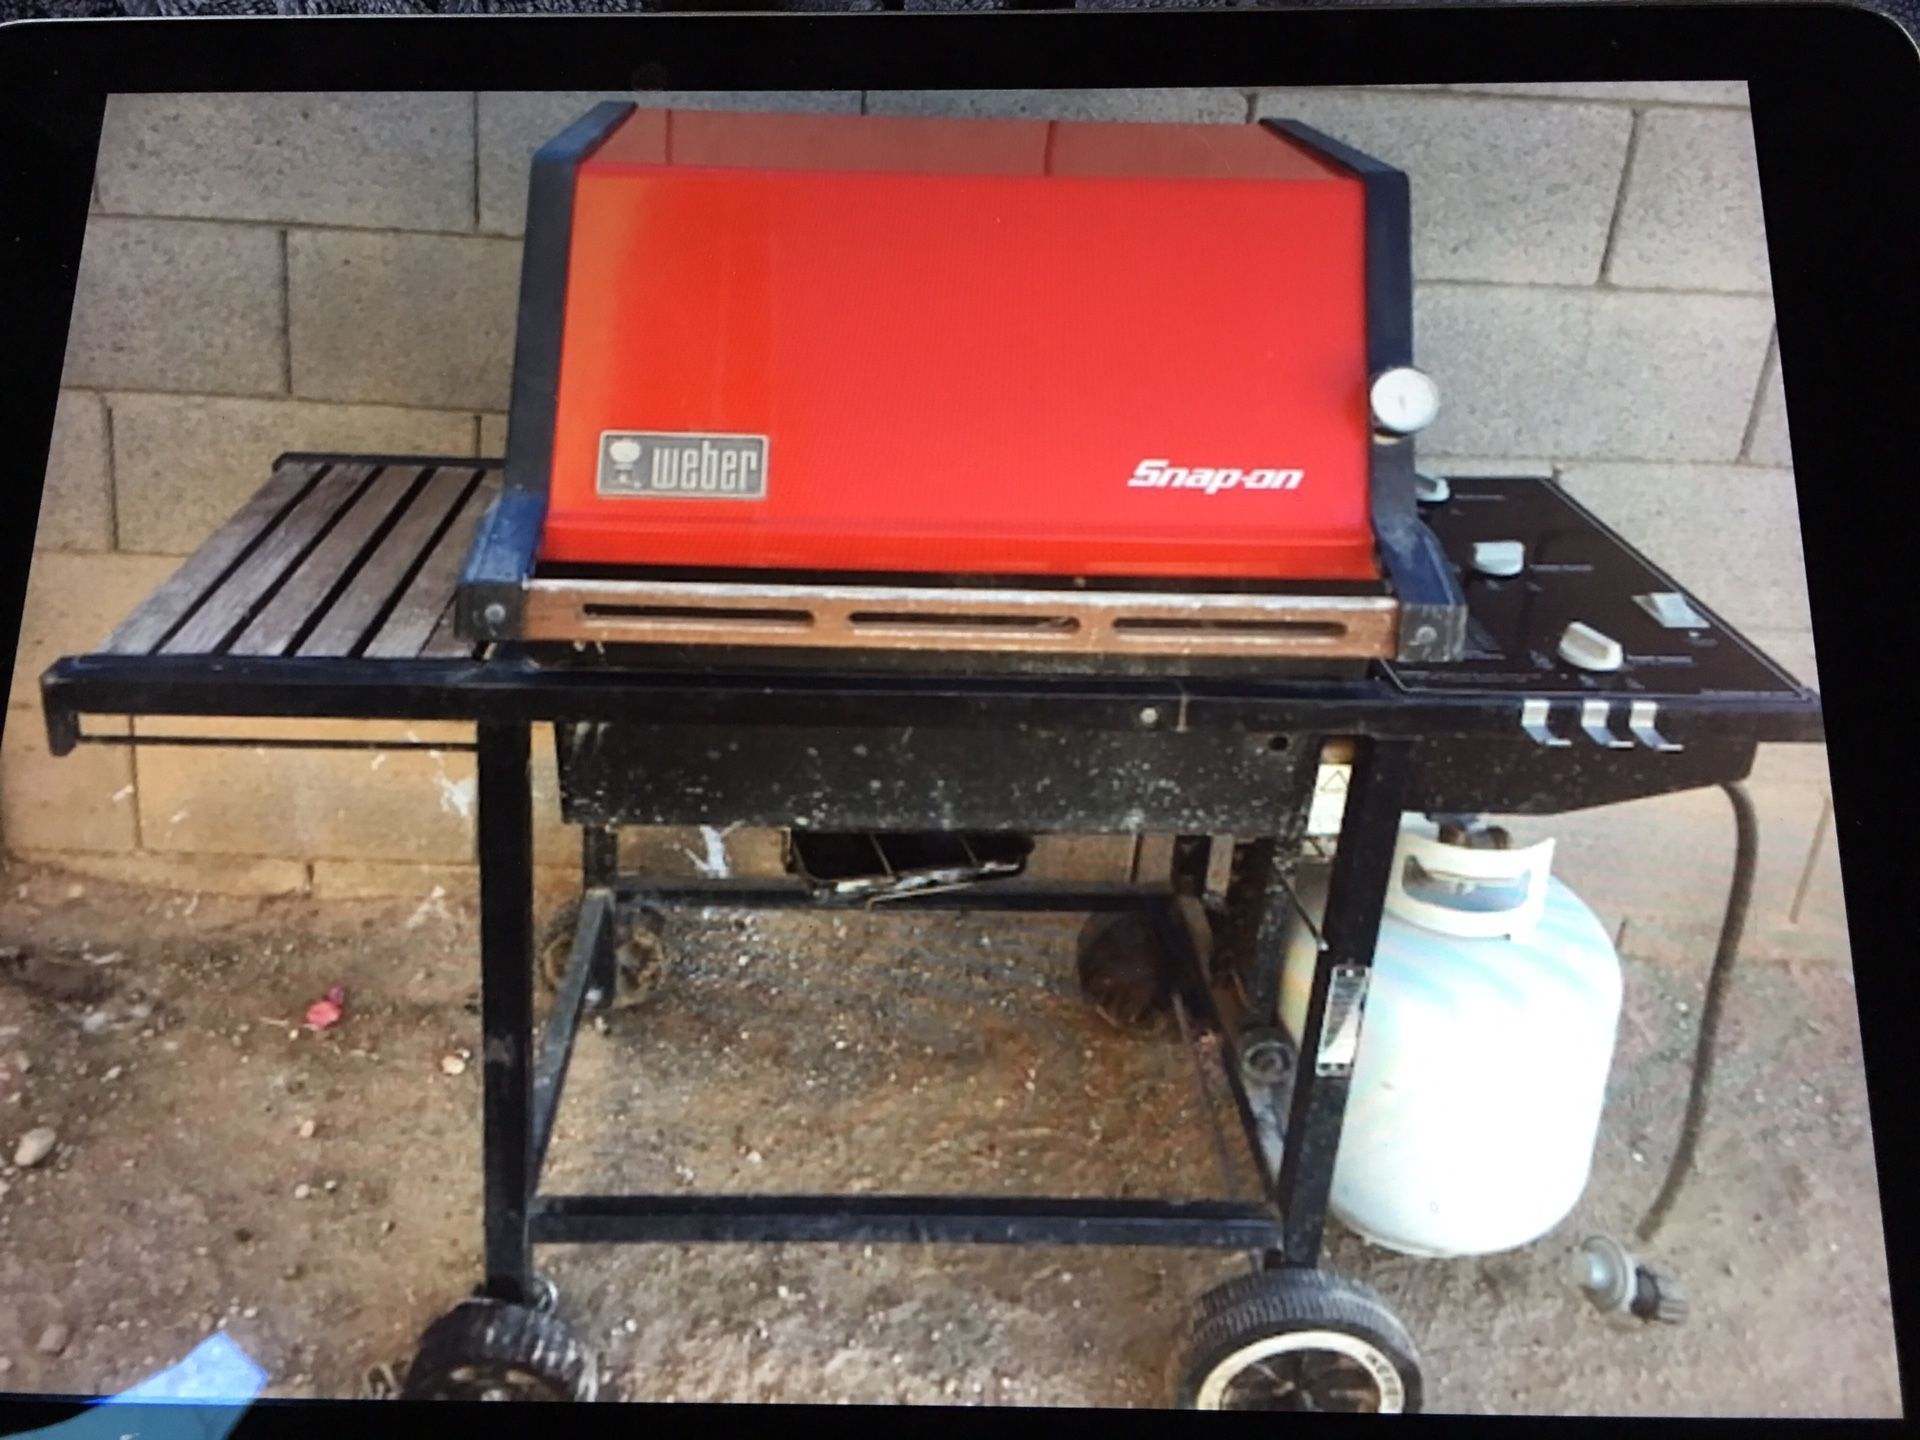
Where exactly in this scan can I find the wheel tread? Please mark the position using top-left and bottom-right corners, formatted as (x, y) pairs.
(1179, 1269), (1422, 1411)
(403, 1299), (598, 1402)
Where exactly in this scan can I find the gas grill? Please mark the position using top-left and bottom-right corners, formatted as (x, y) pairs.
(37, 103), (1823, 1409)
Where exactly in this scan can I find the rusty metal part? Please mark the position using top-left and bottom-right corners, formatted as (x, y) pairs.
(521, 577), (1399, 659)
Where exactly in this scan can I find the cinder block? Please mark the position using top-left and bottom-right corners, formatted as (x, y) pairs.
(12, 848), (311, 898)
(1747, 343), (1792, 467)
(108, 393), (476, 555)
(616, 825), (788, 879)
(1414, 284), (1775, 461)
(1447, 82), (1749, 107)
(310, 859), (576, 903)
(865, 89), (1248, 123)
(1751, 740), (1834, 793)
(133, 716), (479, 864)
(1556, 463), (1810, 634)
(1607, 108), (1769, 293)
(287, 231), (521, 412)
(1252, 91), (1630, 285)
(1499, 774), (1845, 964)
(127, 717), (574, 869)
(1, 707), (137, 855)
(95, 93), (474, 232)
(1026, 835), (1136, 883)
(1420, 456), (1556, 478)
(62, 218), (285, 397)
(479, 413), (508, 458)
(34, 390), (113, 551)
(8, 551), (180, 712)
(476, 91), (862, 235)
(1745, 627), (1820, 693)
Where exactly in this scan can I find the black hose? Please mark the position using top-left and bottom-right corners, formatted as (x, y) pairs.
(1636, 780), (1758, 1244)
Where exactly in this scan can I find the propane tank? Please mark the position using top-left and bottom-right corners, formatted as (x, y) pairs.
(1279, 815), (1622, 1259)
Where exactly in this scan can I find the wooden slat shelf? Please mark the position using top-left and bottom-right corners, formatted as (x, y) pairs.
(100, 456), (500, 665)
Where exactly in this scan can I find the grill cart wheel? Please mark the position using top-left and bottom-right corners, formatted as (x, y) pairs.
(1178, 1269), (1423, 1412)
(400, 1298), (598, 1402)
(1074, 911), (1174, 1031)
(537, 899), (668, 1010)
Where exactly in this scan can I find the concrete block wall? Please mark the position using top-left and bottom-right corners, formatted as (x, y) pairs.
(5, 85), (1843, 963)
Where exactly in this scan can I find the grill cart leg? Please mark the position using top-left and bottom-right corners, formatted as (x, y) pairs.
(1269, 737), (1413, 1268)
(1169, 740), (1425, 1411)
(402, 719), (598, 1402)
(477, 721), (537, 1305)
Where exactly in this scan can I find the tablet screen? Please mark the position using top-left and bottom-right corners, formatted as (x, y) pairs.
(0, 76), (1891, 1418)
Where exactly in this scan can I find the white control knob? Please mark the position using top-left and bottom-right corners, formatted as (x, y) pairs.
(1471, 540), (1526, 578)
(1635, 591), (1709, 630)
(1558, 621), (1624, 673)
(608, 438), (642, 465)
(1370, 367), (1441, 436)
(1414, 470), (1451, 504)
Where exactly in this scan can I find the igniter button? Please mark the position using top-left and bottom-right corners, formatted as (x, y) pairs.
(1558, 621), (1625, 673)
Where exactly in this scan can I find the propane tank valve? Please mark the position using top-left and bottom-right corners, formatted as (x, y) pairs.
(1570, 1234), (1689, 1325)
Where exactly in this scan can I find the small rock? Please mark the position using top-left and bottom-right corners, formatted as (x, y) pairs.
(14, 1127), (57, 1169)
(65, 883), (85, 900)
(12, 1054), (29, 1074)
(0, 1356), (11, 1374)
(745, 1150), (763, 1166)
(323, 1179), (337, 1192)
(622, 1318), (637, 1334)
(293, 1183), (313, 1200)
(102, 1066), (123, 1083)
(439, 1055), (467, 1077)
(381, 1219), (395, 1234)
(297, 1119), (316, 1139)
(37, 1322), (70, 1355)
(242, 1307), (258, 1319)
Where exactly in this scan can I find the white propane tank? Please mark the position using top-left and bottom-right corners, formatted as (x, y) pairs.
(1278, 816), (1623, 1259)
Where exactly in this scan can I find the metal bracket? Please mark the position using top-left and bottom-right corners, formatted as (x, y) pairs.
(1521, 697), (1571, 747)
(1628, 700), (1684, 752)
(1580, 699), (1635, 749)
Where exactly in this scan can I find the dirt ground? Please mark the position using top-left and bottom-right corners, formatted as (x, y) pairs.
(0, 855), (1901, 1414)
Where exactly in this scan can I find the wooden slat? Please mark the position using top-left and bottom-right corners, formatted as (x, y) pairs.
(296, 467), (482, 658)
(228, 464), (430, 657)
(160, 465), (377, 657)
(363, 474), (500, 660)
(100, 461), (324, 656)
(421, 598), (474, 659)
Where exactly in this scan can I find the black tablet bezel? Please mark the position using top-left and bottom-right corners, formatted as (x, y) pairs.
(0, 5), (1914, 1421)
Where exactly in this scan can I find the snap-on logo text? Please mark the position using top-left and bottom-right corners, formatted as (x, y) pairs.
(1128, 459), (1305, 495)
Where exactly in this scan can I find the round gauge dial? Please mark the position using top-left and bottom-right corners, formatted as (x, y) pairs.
(1369, 367), (1441, 436)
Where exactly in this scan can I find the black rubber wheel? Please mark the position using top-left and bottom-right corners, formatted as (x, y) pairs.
(400, 1299), (598, 1402)
(537, 899), (668, 1010)
(1177, 1269), (1423, 1412)
(1074, 911), (1173, 1031)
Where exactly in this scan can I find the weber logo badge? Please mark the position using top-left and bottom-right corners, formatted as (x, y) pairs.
(599, 432), (768, 500)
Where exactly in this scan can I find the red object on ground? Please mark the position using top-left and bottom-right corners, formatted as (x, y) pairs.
(537, 108), (1377, 582)
(304, 985), (345, 1031)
